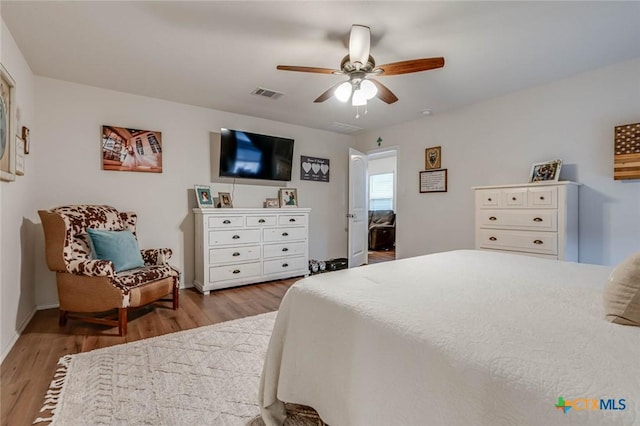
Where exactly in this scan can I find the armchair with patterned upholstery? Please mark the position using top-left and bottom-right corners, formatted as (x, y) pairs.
(38, 205), (180, 336)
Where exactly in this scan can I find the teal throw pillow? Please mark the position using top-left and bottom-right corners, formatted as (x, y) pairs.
(87, 229), (145, 272)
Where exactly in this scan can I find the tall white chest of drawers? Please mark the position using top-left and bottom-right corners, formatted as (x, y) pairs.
(473, 182), (579, 261)
(193, 208), (311, 294)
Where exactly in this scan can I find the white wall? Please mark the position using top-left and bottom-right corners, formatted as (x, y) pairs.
(356, 59), (640, 266)
(1, 20), (37, 361)
(32, 77), (353, 309)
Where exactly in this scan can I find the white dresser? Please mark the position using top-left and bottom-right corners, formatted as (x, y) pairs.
(473, 182), (579, 261)
(193, 208), (311, 294)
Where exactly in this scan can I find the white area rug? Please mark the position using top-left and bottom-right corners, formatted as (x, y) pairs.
(36, 312), (277, 425)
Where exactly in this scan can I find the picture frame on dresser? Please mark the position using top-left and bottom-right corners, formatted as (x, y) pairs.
(194, 185), (214, 208)
(529, 159), (562, 183)
(218, 192), (233, 208)
(279, 188), (298, 207)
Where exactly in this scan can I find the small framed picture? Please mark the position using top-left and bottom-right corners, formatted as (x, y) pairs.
(218, 192), (233, 208)
(278, 188), (298, 207)
(529, 159), (562, 183)
(194, 185), (214, 208)
(425, 146), (441, 170)
(21, 126), (30, 154)
(15, 135), (24, 176)
(264, 198), (279, 208)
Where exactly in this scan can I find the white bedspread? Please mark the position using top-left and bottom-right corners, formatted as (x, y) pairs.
(259, 250), (640, 425)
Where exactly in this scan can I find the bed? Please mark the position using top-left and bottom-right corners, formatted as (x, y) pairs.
(259, 250), (640, 425)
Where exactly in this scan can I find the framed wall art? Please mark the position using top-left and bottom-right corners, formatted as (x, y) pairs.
(425, 146), (441, 170)
(301, 155), (330, 182)
(529, 159), (562, 183)
(419, 169), (448, 193)
(194, 185), (214, 208)
(0, 64), (16, 182)
(614, 122), (640, 180)
(15, 136), (25, 176)
(102, 125), (163, 173)
(22, 126), (30, 154)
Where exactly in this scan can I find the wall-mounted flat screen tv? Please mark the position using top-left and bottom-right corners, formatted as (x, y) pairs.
(219, 128), (294, 181)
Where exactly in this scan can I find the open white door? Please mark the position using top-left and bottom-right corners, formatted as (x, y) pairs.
(348, 148), (368, 267)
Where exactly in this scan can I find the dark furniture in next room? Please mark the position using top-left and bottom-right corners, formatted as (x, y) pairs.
(368, 210), (396, 250)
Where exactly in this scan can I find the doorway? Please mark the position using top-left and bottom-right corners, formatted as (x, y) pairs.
(367, 148), (397, 262)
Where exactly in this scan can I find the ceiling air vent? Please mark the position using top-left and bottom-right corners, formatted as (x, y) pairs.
(328, 122), (363, 134)
(251, 87), (284, 100)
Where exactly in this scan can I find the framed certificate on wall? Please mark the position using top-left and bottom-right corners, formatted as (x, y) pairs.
(419, 169), (447, 193)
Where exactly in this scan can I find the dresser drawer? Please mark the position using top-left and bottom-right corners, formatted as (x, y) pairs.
(209, 262), (261, 282)
(209, 245), (261, 265)
(479, 210), (557, 231)
(246, 216), (277, 227)
(502, 189), (527, 207)
(478, 229), (558, 255)
(209, 229), (261, 246)
(208, 216), (244, 228)
(527, 186), (558, 208)
(263, 227), (307, 242)
(263, 241), (307, 259)
(263, 256), (307, 275)
(278, 215), (307, 226)
(477, 190), (500, 208)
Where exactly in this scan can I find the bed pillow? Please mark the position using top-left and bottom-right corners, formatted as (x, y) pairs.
(87, 228), (145, 272)
(603, 252), (640, 326)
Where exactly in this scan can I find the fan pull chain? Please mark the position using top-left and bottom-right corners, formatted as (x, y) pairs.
(355, 106), (360, 119)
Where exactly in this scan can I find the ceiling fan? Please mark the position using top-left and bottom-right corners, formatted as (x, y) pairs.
(277, 24), (444, 116)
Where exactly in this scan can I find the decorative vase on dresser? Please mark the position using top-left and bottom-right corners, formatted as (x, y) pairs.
(472, 182), (579, 261)
(193, 208), (311, 294)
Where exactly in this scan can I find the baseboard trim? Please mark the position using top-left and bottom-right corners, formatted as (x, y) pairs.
(36, 303), (60, 310)
(0, 307), (37, 364)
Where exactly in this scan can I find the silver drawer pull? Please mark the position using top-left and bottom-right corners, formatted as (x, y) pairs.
(258, 219), (266, 223)
(282, 263), (289, 268)
(282, 232), (289, 237)
(282, 247), (289, 252)
(489, 216), (497, 221)
(223, 220), (231, 224)
(232, 252), (240, 257)
(489, 236), (497, 241)
(232, 235), (240, 239)
(533, 217), (543, 222)
(232, 269), (241, 274)
(533, 240), (543, 245)
(289, 218), (296, 222)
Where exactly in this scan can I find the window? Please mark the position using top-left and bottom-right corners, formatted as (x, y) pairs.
(369, 173), (394, 210)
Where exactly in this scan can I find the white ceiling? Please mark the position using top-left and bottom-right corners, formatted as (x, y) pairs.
(3, 1), (639, 134)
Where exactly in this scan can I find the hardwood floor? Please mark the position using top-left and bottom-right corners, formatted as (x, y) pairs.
(0, 278), (297, 426)
(1, 250), (398, 426)
(368, 247), (396, 263)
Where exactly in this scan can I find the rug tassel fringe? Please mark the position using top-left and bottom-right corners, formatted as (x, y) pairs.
(33, 354), (73, 424)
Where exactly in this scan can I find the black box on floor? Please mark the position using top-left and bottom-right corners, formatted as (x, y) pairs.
(327, 258), (348, 271)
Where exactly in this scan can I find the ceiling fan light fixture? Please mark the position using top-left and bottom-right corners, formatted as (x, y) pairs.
(349, 25), (371, 68)
(335, 81), (352, 102)
(351, 89), (367, 106)
(360, 79), (378, 100)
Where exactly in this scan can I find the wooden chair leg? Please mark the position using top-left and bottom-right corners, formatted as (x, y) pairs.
(173, 285), (180, 310)
(59, 310), (68, 327)
(118, 308), (127, 336)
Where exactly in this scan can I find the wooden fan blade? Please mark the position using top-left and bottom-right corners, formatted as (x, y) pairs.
(314, 81), (346, 103)
(277, 65), (340, 74)
(370, 79), (398, 104)
(376, 57), (445, 76)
